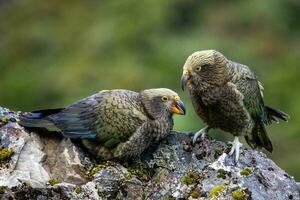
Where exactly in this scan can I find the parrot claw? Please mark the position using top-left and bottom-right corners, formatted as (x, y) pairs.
(228, 136), (243, 162)
(192, 126), (209, 145)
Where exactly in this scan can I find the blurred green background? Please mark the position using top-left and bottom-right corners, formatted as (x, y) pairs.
(0, 0), (299, 180)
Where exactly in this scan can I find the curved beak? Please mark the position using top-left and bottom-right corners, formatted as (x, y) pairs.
(181, 69), (191, 91)
(171, 99), (186, 115)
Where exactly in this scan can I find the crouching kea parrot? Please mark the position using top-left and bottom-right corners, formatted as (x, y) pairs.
(181, 50), (288, 162)
(19, 88), (186, 160)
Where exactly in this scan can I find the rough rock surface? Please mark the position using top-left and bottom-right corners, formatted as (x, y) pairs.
(0, 106), (299, 200)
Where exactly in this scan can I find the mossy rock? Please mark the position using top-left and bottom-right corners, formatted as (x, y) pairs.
(240, 167), (253, 176)
(127, 165), (153, 182)
(74, 188), (82, 194)
(165, 195), (175, 200)
(232, 188), (251, 200)
(47, 179), (60, 186)
(1, 117), (9, 124)
(89, 162), (110, 175)
(190, 191), (200, 198)
(0, 186), (6, 194)
(214, 147), (223, 157)
(183, 171), (201, 185)
(209, 185), (226, 198)
(0, 148), (13, 162)
(217, 169), (231, 179)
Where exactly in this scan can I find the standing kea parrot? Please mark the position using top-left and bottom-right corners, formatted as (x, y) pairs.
(19, 88), (186, 160)
(181, 50), (289, 162)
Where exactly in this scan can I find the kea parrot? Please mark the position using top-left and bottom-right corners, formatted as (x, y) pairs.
(19, 88), (186, 160)
(181, 50), (288, 162)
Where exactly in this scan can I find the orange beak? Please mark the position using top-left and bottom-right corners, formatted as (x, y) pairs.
(171, 97), (186, 115)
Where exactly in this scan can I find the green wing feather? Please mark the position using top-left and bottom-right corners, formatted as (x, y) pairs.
(95, 90), (148, 148)
(48, 90), (148, 148)
(228, 61), (269, 123)
(228, 61), (273, 152)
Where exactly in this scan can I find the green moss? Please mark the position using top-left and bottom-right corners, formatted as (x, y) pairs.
(124, 172), (133, 180)
(89, 162), (110, 175)
(190, 191), (200, 198)
(165, 195), (175, 200)
(127, 165), (153, 182)
(232, 188), (250, 200)
(74, 188), (81, 194)
(209, 185), (226, 198)
(47, 190), (54, 198)
(214, 147), (223, 155)
(47, 179), (60, 186)
(183, 171), (200, 185)
(0, 186), (5, 194)
(90, 166), (101, 175)
(1, 117), (9, 124)
(217, 169), (226, 179)
(240, 167), (253, 176)
(0, 148), (13, 161)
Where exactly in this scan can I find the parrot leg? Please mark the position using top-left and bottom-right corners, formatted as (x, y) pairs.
(82, 139), (114, 160)
(192, 126), (210, 145)
(113, 125), (151, 159)
(113, 120), (170, 159)
(228, 136), (243, 162)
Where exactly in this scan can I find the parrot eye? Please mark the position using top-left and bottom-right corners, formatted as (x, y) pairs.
(174, 96), (180, 101)
(195, 66), (201, 71)
(161, 96), (169, 102)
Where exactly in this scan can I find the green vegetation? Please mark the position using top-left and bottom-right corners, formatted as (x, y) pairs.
(0, 0), (299, 180)
(74, 188), (82, 194)
(165, 195), (175, 200)
(240, 167), (253, 177)
(0, 186), (5, 194)
(209, 185), (226, 198)
(190, 191), (200, 198)
(217, 169), (231, 179)
(0, 148), (13, 161)
(183, 171), (200, 185)
(1, 117), (9, 124)
(214, 147), (223, 157)
(89, 162), (110, 176)
(127, 165), (153, 182)
(47, 179), (60, 186)
(232, 188), (250, 200)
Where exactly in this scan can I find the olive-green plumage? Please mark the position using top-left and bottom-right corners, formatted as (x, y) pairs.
(181, 50), (288, 161)
(19, 88), (186, 160)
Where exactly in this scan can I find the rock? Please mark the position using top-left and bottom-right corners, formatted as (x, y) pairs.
(0, 106), (299, 200)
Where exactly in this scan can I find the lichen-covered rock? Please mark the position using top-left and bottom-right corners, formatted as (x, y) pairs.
(0, 106), (299, 200)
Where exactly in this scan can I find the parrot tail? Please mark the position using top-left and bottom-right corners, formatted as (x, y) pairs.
(19, 108), (64, 131)
(265, 106), (289, 123)
(245, 106), (288, 152)
(245, 122), (273, 152)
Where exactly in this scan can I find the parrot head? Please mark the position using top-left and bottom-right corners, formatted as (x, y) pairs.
(140, 88), (186, 119)
(181, 50), (228, 91)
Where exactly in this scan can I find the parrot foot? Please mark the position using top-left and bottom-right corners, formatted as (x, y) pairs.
(228, 136), (243, 162)
(192, 126), (210, 145)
